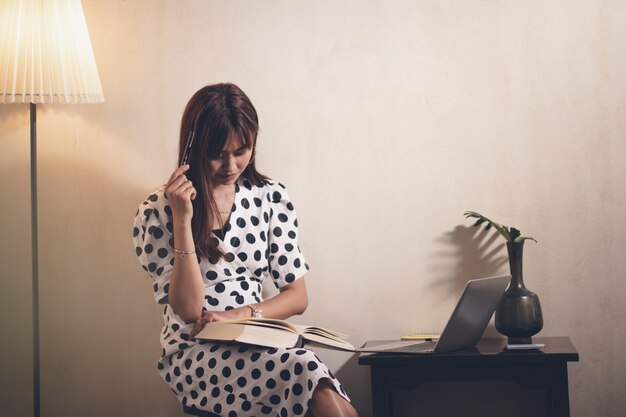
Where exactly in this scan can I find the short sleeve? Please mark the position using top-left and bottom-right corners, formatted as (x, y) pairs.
(266, 182), (309, 288)
(132, 189), (175, 304)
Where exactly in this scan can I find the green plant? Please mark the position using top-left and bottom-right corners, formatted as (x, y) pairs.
(464, 211), (537, 243)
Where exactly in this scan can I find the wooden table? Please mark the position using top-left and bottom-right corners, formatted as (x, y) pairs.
(358, 337), (579, 417)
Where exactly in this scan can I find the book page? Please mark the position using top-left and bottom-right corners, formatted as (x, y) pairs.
(195, 321), (299, 349)
(228, 318), (301, 334)
(293, 324), (349, 339)
(302, 333), (356, 352)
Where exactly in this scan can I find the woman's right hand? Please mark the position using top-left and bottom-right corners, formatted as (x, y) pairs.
(189, 308), (251, 338)
(165, 165), (196, 225)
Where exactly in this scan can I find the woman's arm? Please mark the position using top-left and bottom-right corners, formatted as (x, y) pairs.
(168, 221), (205, 323)
(166, 165), (205, 323)
(201, 277), (308, 321)
(255, 277), (309, 319)
(190, 278), (309, 336)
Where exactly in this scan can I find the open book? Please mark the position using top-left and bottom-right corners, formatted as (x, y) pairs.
(194, 318), (355, 352)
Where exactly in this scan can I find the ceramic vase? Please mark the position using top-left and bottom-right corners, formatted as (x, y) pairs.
(495, 241), (543, 344)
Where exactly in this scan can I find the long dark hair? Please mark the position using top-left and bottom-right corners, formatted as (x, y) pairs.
(179, 83), (268, 260)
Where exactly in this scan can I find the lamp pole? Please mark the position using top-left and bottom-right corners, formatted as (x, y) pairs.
(30, 102), (40, 417)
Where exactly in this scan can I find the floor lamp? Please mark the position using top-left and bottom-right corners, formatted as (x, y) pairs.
(0, 1), (104, 416)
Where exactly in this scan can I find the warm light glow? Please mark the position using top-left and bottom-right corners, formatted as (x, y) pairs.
(0, 0), (104, 104)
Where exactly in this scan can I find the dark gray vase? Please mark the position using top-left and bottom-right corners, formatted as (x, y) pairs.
(495, 241), (543, 344)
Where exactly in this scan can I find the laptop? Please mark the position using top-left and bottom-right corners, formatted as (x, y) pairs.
(359, 275), (511, 354)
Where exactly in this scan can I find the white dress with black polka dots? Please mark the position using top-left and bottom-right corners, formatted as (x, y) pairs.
(133, 179), (350, 416)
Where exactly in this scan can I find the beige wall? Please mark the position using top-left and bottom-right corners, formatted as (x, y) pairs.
(1, 1), (625, 416)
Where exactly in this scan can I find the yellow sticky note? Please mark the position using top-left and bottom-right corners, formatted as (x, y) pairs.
(401, 333), (440, 341)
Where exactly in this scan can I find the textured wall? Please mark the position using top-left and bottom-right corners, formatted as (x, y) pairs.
(1, 1), (625, 416)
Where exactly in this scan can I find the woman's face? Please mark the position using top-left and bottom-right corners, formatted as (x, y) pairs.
(208, 134), (253, 186)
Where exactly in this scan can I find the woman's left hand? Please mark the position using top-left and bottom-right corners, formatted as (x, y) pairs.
(190, 308), (250, 338)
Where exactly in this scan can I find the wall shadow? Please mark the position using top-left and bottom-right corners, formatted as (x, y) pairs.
(334, 353), (372, 417)
(428, 224), (508, 301)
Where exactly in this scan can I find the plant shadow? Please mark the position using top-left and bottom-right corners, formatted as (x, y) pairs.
(429, 224), (509, 295)
(427, 224), (509, 337)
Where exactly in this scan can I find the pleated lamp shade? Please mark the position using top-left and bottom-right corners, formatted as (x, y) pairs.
(0, 0), (104, 104)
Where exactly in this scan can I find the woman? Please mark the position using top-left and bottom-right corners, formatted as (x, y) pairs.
(133, 83), (358, 417)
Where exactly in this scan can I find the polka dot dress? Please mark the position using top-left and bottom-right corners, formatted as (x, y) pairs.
(133, 179), (350, 416)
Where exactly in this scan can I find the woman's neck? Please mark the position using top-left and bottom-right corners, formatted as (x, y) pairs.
(211, 183), (236, 224)
(212, 183), (236, 200)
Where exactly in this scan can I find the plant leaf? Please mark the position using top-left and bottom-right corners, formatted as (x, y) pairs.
(464, 211), (483, 219)
(463, 211), (518, 242)
(514, 236), (537, 243)
(510, 227), (521, 241)
(473, 218), (486, 227)
(493, 223), (512, 241)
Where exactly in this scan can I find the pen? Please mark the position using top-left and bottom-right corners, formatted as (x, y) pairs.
(179, 130), (195, 166)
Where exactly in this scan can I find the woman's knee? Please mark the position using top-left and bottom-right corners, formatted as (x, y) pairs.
(309, 378), (359, 417)
(311, 379), (336, 400)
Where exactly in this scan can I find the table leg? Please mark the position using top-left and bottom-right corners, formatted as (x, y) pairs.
(546, 363), (571, 417)
(370, 366), (393, 417)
